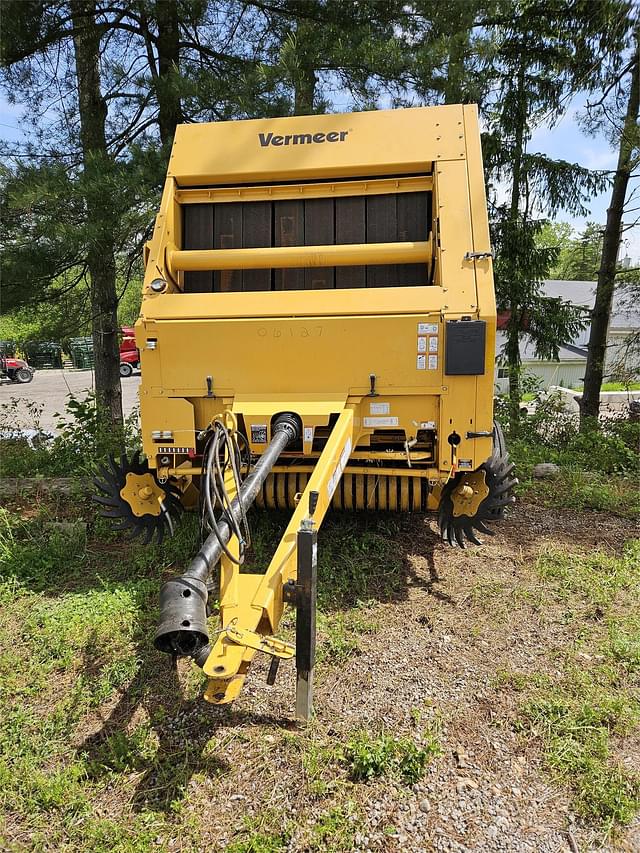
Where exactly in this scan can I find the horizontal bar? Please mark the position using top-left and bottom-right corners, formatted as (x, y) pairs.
(167, 241), (431, 273)
(175, 175), (433, 205)
(162, 464), (434, 478)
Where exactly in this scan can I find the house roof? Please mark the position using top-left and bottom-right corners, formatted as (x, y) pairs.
(495, 331), (587, 362)
(543, 280), (640, 330)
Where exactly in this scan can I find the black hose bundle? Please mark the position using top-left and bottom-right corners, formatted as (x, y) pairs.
(200, 416), (251, 565)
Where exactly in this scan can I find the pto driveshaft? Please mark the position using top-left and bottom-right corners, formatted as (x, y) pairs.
(153, 413), (300, 662)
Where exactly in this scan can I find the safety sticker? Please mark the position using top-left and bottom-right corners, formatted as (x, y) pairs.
(417, 336), (427, 353)
(251, 424), (268, 444)
(327, 437), (352, 500)
(417, 355), (426, 370)
(157, 447), (192, 454)
(458, 459), (473, 470)
(428, 355), (438, 370)
(363, 416), (399, 427)
(370, 402), (390, 415)
(428, 336), (439, 353)
(303, 426), (314, 443)
(420, 421), (436, 430)
(418, 322), (438, 335)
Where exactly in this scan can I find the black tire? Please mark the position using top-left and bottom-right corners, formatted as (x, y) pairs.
(493, 420), (506, 458)
(15, 368), (33, 384)
(119, 362), (133, 378)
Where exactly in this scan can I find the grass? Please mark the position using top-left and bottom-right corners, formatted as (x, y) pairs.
(537, 540), (640, 611)
(0, 500), (206, 851)
(0, 492), (413, 851)
(518, 469), (640, 518)
(345, 728), (441, 784)
(226, 825), (290, 853)
(245, 509), (408, 610)
(316, 609), (379, 664)
(600, 382), (640, 392)
(521, 686), (640, 832)
(1, 468), (640, 846)
(509, 541), (640, 833)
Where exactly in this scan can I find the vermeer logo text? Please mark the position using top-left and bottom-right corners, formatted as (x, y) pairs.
(258, 130), (349, 147)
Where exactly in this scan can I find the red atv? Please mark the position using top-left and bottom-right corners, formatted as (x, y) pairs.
(0, 355), (35, 384)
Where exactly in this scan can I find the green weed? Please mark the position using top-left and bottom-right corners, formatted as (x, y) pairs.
(515, 542), (640, 832)
(317, 610), (379, 664)
(522, 692), (640, 830)
(537, 540), (640, 610)
(226, 819), (290, 853)
(310, 801), (360, 851)
(301, 739), (342, 797)
(345, 728), (441, 784)
(522, 470), (640, 518)
(86, 723), (158, 776)
(607, 616), (640, 675)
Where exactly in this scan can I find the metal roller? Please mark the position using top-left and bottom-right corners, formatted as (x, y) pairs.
(255, 471), (430, 512)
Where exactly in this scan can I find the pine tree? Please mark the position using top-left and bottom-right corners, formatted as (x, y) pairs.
(70, 0), (122, 429)
(1, 1), (125, 431)
(580, 15), (639, 426)
(483, 1), (616, 429)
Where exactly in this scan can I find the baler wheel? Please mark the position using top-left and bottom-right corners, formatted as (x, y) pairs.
(438, 425), (517, 547)
(93, 451), (182, 544)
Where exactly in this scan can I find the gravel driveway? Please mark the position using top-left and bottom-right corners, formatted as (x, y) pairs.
(0, 368), (141, 431)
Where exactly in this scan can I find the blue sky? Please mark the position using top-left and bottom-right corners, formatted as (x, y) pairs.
(527, 93), (639, 263)
(1, 90), (637, 263)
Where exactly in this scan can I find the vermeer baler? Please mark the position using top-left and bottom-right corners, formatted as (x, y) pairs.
(95, 105), (516, 717)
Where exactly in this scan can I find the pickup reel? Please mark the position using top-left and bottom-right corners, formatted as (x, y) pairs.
(438, 424), (517, 547)
(93, 451), (182, 544)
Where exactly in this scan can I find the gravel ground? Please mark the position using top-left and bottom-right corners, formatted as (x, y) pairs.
(0, 368), (140, 430)
(71, 502), (639, 853)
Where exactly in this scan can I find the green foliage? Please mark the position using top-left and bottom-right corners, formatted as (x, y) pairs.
(506, 539), (640, 833)
(345, 729), (441, 784)
(498, 386), (640, 479)
(226, 824), (289, 853)
(523, 693), (640, 828)
(309, 802), (360, 851)
(245, 511), (406, 610)
(537, 540), (640, 610)
(0, 391), (140, 477)
(523, 469), (640, 518)
(317, 610), (379, 664)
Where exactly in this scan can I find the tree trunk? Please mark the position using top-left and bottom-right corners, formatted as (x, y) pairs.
(70, 0), (123, 433)
(292, 19), (316, 115)
(294, 66), (316, 114)
(580, 44), (639, 428)
(506, 56), (527, 430)
(506, 309), (522, 429)
(443, 4), (474, 104)
(155, 0), (183, 147)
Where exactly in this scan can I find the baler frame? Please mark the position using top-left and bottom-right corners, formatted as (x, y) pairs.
(94, 104), (517, 719)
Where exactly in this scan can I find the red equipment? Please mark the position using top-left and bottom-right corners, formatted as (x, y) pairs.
(119, 328), (140, 377)
(0, 356), (34, 384)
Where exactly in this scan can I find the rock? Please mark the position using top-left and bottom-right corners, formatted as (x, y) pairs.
(44, 520), (87, 536)
(456, 777), (479, 793)
(419, 799), (431, 813)
(532, 462), (560, 479)
(453, 745), (469, 768)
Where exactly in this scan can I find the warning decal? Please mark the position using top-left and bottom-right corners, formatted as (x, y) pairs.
(363, 416), (400, 427)
(327, 437), (352, 500)
(251, 424), (268, 444)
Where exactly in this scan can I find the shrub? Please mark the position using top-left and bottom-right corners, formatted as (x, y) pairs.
(345, 730), (440, 784)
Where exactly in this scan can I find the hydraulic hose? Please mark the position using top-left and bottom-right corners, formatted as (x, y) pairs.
(154, 412), (300, 661)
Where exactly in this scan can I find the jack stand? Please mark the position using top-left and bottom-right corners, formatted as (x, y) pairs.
(295, 521), (317, 721)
